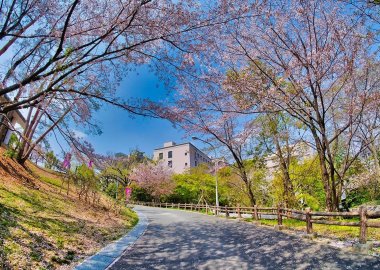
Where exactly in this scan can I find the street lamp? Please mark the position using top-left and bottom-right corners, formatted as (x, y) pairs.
(192, 136), (220, 213)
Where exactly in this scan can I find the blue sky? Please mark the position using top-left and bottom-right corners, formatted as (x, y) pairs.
(47, 64), (219, 160)
(70, 65), (187, 158)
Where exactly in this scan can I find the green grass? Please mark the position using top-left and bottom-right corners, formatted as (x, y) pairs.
(156, 205), (380, 244)
(0, 163), (138, 269)
(38, 175), (64, 189)
(257, 218), (380, 242)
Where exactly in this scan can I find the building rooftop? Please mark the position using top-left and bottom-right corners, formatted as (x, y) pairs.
(154, 142), (191, 150)
(154, 142), (210, 158)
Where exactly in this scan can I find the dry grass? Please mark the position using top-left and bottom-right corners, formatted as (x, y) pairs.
(0, 148), (138, 270)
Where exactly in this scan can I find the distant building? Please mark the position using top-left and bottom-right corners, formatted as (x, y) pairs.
(264, 141), (314, 177)
(153, 141), (211, 174)
(0, 96), (27, 146)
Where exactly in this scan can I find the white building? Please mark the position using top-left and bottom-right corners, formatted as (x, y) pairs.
(0, 95), (27, 146)
(265, 141), (314, 177)
(153, 142), (211, 174)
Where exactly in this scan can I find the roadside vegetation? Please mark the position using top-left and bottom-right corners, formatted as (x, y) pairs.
(129, 160), (380, 246)
(257, 219), (380, 243)
(0, 148), (137, 270)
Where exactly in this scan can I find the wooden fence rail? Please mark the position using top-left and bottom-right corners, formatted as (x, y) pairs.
(132, 201), (380, 244)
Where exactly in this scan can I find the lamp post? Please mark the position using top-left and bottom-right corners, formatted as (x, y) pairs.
(192, 136), (220, 214)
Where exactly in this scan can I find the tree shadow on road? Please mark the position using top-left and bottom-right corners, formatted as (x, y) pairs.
(111, 207), (380, 270)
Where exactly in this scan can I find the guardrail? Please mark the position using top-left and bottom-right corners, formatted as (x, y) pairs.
(133, 201), (380, 244)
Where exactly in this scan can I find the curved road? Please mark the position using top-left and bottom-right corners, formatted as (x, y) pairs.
(110, 206), (380, 270)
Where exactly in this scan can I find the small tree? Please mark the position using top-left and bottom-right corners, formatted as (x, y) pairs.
(74, 164), (99, 204)
(170, 164), (216, 204)
(4, 133), (20, 159)
(44, 151), (58, 170)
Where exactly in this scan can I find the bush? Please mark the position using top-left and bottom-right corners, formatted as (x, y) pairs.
(45, 151), (59, 169)
(4, 133), (20, 159)
(72, 164), (99, 204)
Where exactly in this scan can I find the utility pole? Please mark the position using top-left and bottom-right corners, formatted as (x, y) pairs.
(192, 137), (219, 214)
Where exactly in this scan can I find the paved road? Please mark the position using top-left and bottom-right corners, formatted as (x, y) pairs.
(109, 206), (380, 270)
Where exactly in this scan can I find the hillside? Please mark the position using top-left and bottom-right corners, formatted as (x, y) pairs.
(0, 148), (138, 270)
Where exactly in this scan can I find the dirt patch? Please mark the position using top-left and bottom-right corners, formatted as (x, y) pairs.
(0, 148), (37, 189)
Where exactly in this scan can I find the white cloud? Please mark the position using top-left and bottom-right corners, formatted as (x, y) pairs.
(72, 130), (87, 139)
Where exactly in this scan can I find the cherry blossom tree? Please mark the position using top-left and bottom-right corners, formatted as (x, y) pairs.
(149, 0), (380, 211)
(0, 0), (253, 113)
(0, 0), (257, 167)
(14, 83), (100, 164)
(100, 150), (147, 187)
(152, 74), (262, 206)
(130, 161), (174, 200)
(218, 0), (380, 210)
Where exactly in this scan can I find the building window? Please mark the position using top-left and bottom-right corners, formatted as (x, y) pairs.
(185, 163), (188, 166)
(185, 152), (187, 156)
(168, 160), (172, 168)
(159, 153), (163, 159)
(168, 151), (172, 158)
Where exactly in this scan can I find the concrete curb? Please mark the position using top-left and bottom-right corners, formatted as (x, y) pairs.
(75, 208), (148, 270)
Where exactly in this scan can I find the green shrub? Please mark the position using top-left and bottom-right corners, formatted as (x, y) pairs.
(4, 133), (20, 158)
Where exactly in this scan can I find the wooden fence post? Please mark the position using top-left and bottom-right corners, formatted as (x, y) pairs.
(277, 204), (282, 226)
(171, 203), (174, 208)
(225, 206), (229, 218)
(206, 205), (209, 214)
(177, 203), (180, 209)
(190, 204), (193, 211)
(237, 204), (242, 218)
(359, 206), (368, 244)
(305, 207), (312, 234)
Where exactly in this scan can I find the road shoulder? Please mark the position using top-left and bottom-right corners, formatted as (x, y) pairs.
(75, 207), (148, 270)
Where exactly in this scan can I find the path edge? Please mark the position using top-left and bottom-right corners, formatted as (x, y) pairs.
(74, 207), (148, 270)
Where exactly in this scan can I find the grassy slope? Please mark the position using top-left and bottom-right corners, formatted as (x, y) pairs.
(0, 149), (138, 270)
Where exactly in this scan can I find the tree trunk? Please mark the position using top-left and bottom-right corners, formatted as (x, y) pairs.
(241, 170), (256, 207)
(273, 135), (294, 207)
(322, 132), (339, 210)
(310, 126), (334, 211)
(18, 108), (71, 165)
(319, 155), (333, 211)
(16, 107), (36, 163)
(368, 133), (380, 197)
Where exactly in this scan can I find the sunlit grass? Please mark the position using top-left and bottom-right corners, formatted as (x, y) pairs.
(258, 218), (380, 241)
(0, 163), (138, 269)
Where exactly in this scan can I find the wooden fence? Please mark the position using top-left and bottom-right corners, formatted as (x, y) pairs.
(133, 201), (380, 244)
